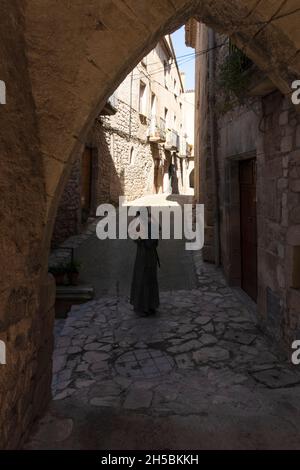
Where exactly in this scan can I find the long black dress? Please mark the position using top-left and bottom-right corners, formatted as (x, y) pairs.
(130, 230), (160, 313)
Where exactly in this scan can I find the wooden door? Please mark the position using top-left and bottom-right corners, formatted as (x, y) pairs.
(239, 158), (257, 302)
(81, 147), (92, 222)
(154, 160), (159, 194)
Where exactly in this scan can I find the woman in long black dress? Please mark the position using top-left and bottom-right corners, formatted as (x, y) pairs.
(130, 210), (160, 315)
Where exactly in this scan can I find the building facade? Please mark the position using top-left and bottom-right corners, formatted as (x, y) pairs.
(182, 84), (195, 194)
(52, 35), (193, 246)
(186, 19), (300, 349)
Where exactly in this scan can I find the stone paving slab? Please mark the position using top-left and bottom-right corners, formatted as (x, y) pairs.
(26, 254), (300, 449)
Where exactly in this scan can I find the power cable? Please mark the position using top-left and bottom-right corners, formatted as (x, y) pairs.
(131, 42), (226, 81)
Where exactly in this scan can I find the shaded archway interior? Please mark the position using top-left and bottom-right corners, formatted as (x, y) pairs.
(1, 0), (300, 449)
(22, 0), (300, 261)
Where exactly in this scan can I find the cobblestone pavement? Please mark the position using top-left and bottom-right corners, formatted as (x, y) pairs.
(49, 194), (197, 297)
(26, 253), (300, 450)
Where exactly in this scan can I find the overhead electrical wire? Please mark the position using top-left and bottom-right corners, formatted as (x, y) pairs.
(138, 49), (197, 68)
(131, 41), (227, 82)
(111, 41), (228, 110)
(129, 4), (300, 82)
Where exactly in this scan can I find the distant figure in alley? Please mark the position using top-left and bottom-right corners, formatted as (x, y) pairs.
(130, 208), (160, 316)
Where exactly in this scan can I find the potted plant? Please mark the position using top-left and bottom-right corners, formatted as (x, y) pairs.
(65, 259), (81, 286)
(49, 263), (67, 285)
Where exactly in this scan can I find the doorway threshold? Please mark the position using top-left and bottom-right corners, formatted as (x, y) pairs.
(231, 286), (258, 323)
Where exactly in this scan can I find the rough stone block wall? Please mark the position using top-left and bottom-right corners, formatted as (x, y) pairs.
(258, 93), (300, 346)
(201, 30), (300, 348)
(92, 99), (176, 205)
(196, 28), (215, 263)
(50, 97), (186, 248)
(2, 0), (300, 451)
(0, 274), (55, 449)
(215, 88), (300, 348)
(0, 1), (54, 449)
(51, 158), (81, 248)
(92, 124), (154, 204)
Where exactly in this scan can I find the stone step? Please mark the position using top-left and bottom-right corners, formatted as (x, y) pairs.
(56, 285), (94, 301)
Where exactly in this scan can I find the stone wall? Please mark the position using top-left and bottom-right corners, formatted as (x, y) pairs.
(196, 25), (300, 349)
(51, 157), (81, 248)
(93, 99), (158, 204)
(0, 1), (53, 449)
(3, 0), (300, 449)
(52, 96), (186, 246)
(98, 102), (188, 203)
(0, 274), (55, 449)
(214, 47), (300, 348)
(258, 93), (300, 346)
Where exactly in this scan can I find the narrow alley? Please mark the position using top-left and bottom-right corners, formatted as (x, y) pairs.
(75, 195), (197, 298)
(2, 0), (300, 455)
(26, 198), (300, 450)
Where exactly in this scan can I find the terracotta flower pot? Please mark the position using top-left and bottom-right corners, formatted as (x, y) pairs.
(67, 271), (79, 286)
(54, 273), (65, 285)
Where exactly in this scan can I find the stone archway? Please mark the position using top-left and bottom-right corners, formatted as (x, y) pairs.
(1, 0), (300, 448)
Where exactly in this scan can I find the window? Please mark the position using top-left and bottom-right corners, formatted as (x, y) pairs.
(164, 60), (169, 88)
(139, 81), (147, 116)
(151, 93), (157, 117)
(129, 146), (135, 165)
(164, 107), (169, 128)
(141, 56), (147, 68)
(174, 79), (178, 101)
(174, 114), (177, 128)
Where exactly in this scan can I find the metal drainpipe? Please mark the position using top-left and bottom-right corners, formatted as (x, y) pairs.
(208, 28), (221, 267)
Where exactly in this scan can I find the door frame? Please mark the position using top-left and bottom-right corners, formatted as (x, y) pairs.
(81, 144), (99, 220)
(239, 157), (258, 302)
(224, 151), (257, 301)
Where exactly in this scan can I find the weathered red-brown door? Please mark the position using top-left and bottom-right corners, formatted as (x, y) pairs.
(239, 158), (257, 302)
(154, 160), (159, 194)
(81, 147), (92, 223)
